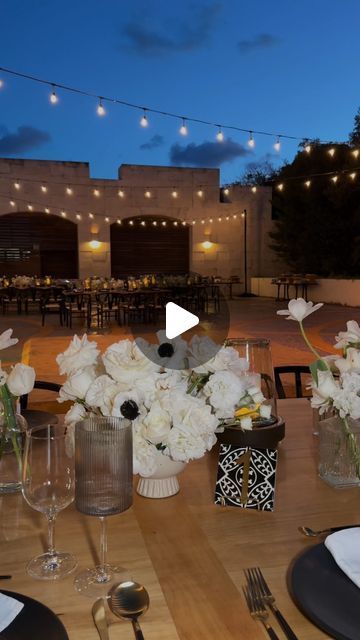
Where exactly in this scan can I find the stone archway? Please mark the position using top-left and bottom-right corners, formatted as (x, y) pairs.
(0, 211), (78, 278)
(110, 215), (190, 277)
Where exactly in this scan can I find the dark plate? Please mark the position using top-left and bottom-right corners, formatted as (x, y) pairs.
(288, 543), (360, 640)
(0, 591), (68, 640)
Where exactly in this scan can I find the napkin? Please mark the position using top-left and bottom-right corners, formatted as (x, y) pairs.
(0, 592), (24, 632)
(325, 527), (360, 588)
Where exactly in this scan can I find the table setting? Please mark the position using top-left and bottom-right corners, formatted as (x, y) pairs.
(2, 297), (360, 638)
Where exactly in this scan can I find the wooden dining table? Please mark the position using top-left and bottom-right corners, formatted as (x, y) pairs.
(1, 399), (359, 639)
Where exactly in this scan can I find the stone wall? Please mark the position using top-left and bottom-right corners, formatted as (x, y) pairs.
(0, 158), (282, 281)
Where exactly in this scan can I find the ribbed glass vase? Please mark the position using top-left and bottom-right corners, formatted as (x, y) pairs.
(319, 415), (360, 488)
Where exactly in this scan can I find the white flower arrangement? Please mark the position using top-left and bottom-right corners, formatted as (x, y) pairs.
(57, 332), (271, 476)
(277, 298), (360, 476)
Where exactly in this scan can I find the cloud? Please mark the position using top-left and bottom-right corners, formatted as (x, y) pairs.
(0, 125), (51, 154)
(140, 134), (165, 150)
(169, 138), (250, 167)
(238, 33), (282, 54)
(120, 3), (221, 55)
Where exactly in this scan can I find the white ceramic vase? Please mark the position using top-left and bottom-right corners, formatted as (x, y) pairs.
(136, 452), (186, 499)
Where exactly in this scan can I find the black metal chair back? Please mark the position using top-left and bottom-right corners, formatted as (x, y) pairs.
(274, 365), (311, 399)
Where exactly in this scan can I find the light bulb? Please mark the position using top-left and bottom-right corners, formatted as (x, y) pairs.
(192, 220), (196, 225)
(140, 110), (148, 127)
(152, 221), (157, 226)
(145, 189), (151, 198)
(10, 200), (15, 207)
(171, 189), (178, 198)
(141, 220), (146, 226)
(209, 217), (213, 223)
(89, 213), (94, 219)
(233, 214), (237, 219)
(118, 189), (125, 198)
(105, 217), (110, 222)
(45, 207), (50, 214)
(223, 188), (230, 195)
(179, 119), (188, 136)
(248, 132), (255, 148)
(197, 189), (203, 197)
(117, 219), (122, 224)
(218, 216), (222, 222)
(274, 136), (281, 152)
(251, 186), (257, 193)
(328, 147), (336, 157)
(162, 221), (167, 226)
(90, 239), (100, 249)
(226, 216), (230, 221)
(27, 204), (33, 211)
(305, 143), (311, 154)
(129, 220), (134, 226)
(50, 87), (58, 104)
(66, 187), (73, 195)
(277, 183), (284, 191)
(76, 214), (81, 220)
(173, 221), (178, 226)
(331, 175), (338, 183)
(352, 149), (359, 159)
(216, 127), (224, 142)
(201, 219), (205, 224)
(14, 181), (20, 190)
(61, 210), (66, 217)
(182, 221), (186, 226)
(93, 189), (100, 197)
(305, 180), (311, 188)
(350, 172), (357, 180)
(97, 99), (105, 116)
(41, 184), (47, 193)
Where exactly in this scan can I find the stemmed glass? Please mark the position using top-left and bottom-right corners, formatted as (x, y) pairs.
(73, 416), (133, 597)
(22, 423), (77, 580)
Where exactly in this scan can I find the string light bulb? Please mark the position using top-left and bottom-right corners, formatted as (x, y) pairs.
(331, 175), (338, 183)
(61, 210), (66, 217)
(181, 221), (186, 226)
(9, 200), (15, 207)
(97, 98), (105, 116)
(209, 217), (213, 223)
(89, 213), (94, 219)
(277, 183), (284, 191)
(223, 188), (230, 195)
(105, 217), (110, 222)
(93, 189), (100, 197)
(173, 221), (178, 226)
(305, 180), (311, 188)
(145, 189), (151, 198)
(76, 213), (81, 220)
(27, 204), (33, 211)
(274, 136), (281, 152)
(66, 186), (73, 195)
(218, 216), (222, 222)
(352, 149), (359, 159)
(129, 220), (134, 226)
(248, 131), (255, 148)
(192, 220), (196, 225)
(179, 119), (188, 136)
(197, 189), (204, 197)
(233, 214), (237, 219)
(201, 219), (205, 225)
(162, 221), (167, 226)
(152, 221), (157, 226)
(118, 189), (125, 198)
(304, 142), (312, 154)
(328, 147), (336, 157)
(45, 207), (50, 214)
(140, 110), (148, 127)
(350, 172), (357, 180)
(141, 220), (146, 226)
(14, 181), (20, 190)
(171, 189), (178, 198)
(50, 86), (58, 104)
(251, 186), (257, 193)
(216, 127), (224, 142)
(117, 219), (122, 224)
(41, 184), (47, 193)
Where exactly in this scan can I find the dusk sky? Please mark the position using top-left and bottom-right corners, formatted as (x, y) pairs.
(1, 0), (359, 184)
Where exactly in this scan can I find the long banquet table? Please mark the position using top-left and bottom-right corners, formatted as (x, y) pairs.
(1, 399), (360, 639)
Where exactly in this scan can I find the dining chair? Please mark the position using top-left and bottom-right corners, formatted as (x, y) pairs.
(274, 365), (311, 399)
(19, 380), (61, 428)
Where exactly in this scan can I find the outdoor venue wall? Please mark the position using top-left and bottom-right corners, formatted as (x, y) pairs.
(251, 277), (360, 307)
(0, 158), (282, 281)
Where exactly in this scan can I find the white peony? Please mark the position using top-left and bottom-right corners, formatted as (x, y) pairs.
(85, 374), (118, 415)
(56, 334), (99, 375)
(334, 321), (360, 350)
(203, 370), (245, 419)
(58, 366), (96, 402)
(277, 298), (323, 322)
(207, 346), (249, 375)
(140, 401), (172, 445)
(6, 363), (35, 396)
(0, 329), (18, 351)
(102, 340), (159, 384)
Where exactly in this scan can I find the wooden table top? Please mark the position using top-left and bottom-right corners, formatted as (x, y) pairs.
(1, 399), (360, 639)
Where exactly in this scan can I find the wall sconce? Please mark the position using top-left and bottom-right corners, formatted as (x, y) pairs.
(89, 233), (101, 250)
(202, 240), (214, 250)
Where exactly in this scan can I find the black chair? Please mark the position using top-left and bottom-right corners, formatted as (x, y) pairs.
(274, 365), (311, 399)
(20, 380), (61, 428)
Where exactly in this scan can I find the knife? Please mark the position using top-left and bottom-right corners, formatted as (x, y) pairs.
(92, 598), (109, 640)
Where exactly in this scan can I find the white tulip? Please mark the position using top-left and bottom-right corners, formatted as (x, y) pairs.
(7, 363), (35, 396)
(277, 298), (323, 322)
(0, 329), (18, 351)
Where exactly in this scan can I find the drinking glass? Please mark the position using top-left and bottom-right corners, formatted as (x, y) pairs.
(73, 416), (132, 596)
(22, 424), (77, 580)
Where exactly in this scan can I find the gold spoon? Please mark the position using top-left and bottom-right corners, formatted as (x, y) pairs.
(299, 524), (360, 537)
(108, 580), (149, 640)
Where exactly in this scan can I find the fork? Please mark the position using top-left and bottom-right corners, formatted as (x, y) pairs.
(242, 584), (280, 639)
(245, 567), (298, 640)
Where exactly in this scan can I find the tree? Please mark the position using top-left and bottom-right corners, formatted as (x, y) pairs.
(349, 107), (360, 147)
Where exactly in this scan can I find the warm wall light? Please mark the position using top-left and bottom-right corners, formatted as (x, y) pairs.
(202, 240), (214, 250)
(90, 239), (101, 249)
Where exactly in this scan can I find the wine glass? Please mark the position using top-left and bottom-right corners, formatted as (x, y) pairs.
(22, 423), (77, 580)
(73, 416), (133, 596)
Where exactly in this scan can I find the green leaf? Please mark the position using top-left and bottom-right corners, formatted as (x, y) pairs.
(309, 359), (328, 385)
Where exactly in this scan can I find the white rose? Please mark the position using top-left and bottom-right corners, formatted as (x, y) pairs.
(102, 340), (159, 384)
(277, 298), (323, 322)
(64, 402), (87, 426)
(203, 370), (245, 419)
(56, 334), (100, 375)
(58, 366), (96, 402)
(85, 375), (118, 415)
(209, 346), (249, 375)
(141, 401), (172, 445)
(0, 329), (18, 351)
(7, 363), (35, 396)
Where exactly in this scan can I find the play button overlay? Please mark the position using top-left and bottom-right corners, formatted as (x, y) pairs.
(165, 302), (199, 339)
(130, 272), (231, 370)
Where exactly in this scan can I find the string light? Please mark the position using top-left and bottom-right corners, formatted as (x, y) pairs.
(201, 219), (205, 224)
(162, 221), (167, 226)
(173, 221), (178, 226)
(27, 204), (33, 211)
(216, 127), (224, 142)
(171, 188), (178, 198)
(328, 148), (336, 157)
(226, 216), (230, 221)
(209, 217), (213, 223)
(41, 184), (47, 193)
(223, 188), (230, 195)
(144, 189), (151, 198)
(76, 213), (81, 220)
(50, 86), (58, 104)
(140, 109), (148, 127)
(117, 218), (122, 224)
(61, 210), (66, 217)
(0, 78), (3, 89)
(182, 221), (186, 226)
(331, 175), (338, 183)
(129, 220), (134, 225)
(277, 183), (284, 191)
(304, 143), (312, 154)
(141, 220), (146, 226)
(352, 149), (359, 159)
(118, 189), (125, 198)
(9, 200), (15, 207)
(251, 186), (257, 193)
(97, 98), (105, 116)
(248, 131), (255, 148)
(89, 213), (94, 219)
(93, 189), (100, 197)
(305, 180), (311, 188)
(233, 214), (237, 219)
(350, 172), (357, 180)
(152, 221), (157, 226)
(105, 217), (110, 222)
(274, 136), (281, 152)
(45, 207), (50, 214)
(179, 119), (188, 136)
(192, 220), (196, 225)
(218, 216), (222, 222)
(66, 186), (73, 195)
(197, 189), (204, 197)
(14, 181), (20, 190)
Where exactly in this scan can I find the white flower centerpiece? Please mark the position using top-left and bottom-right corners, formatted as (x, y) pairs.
(0, 329), (36, 493)
(277, 298), (360, 485)
(57, 332), (272, 496)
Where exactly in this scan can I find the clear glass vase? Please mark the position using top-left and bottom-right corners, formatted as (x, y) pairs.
(319, 415), (360, 488)
(0, 411), (27, 494)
